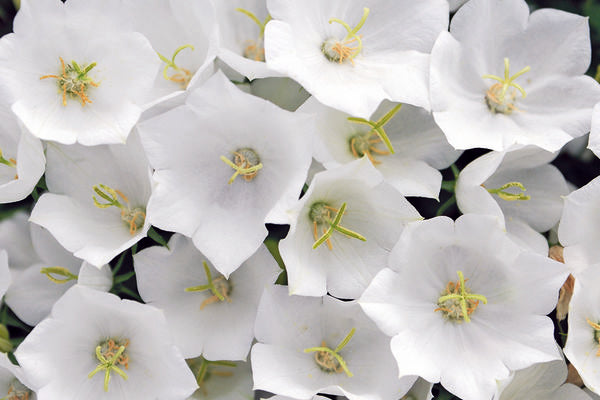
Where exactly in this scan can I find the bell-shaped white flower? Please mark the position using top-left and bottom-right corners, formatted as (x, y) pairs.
(125, 0), (218, 99)
(280, 157), (421, 298)
(494, 357), (593, 400)
(300, 97), (461, 199)
(359, 214), (568, 400)
(16, 286), (197, 399)
(430, 0), (600, 151)
(0, 103), (44, 203)
(558, 175), (600, 277)
(214, 0), (283, 80)
(264, 0), (449, 118)
(251, 285), (417, 400)
(137, 71), (312, 277)
(0, 211), (111, 326)
(134, 233), (279, 360)
(0, 353), (36, 400)
(456, 147), (568, 254)
(564, 266), (600, 395)
(0, 0), (161, 145)
(29, 132), (152, 267)
(187, 358), (253, 400)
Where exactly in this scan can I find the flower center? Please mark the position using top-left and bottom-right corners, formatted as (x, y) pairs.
(88, 338), (130, 392)
(40, 57), (99, 107)
(435, 270), (488, 323)
(4, 380), (32, 400)
(321, 8), (370, 65)
(187, 357), (236, 396)
(185, 261), (233, 309)
(157, 44), (195, 89)
(308, 201), (366, 250)
(220, 148), (263, 184)
(235, 8), (271, 62)
(92, 184), (146, 235)
(347, 103), (401, 163)
(304, 328), (355, 377)
(587, 319), (600, 356)
(484, 181), (531, 201)
(483, 58), (530, 115)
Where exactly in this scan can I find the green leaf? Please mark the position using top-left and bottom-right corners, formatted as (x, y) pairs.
(148, 227), (170, 249)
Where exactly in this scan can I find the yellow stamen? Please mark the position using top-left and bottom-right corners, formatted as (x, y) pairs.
(321, 8), (370, 65)
(40, 57), (99, 107)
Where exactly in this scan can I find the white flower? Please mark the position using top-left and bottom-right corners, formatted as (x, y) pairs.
(16, 285), (197, 399)
(1, 211), (112, 326)
(29, 132), (152, 267)
(125, 0), (218, 98)
(299, 97), (460, 199)
(558, 175), (600, 277)
(456, 147), (568, 254)
(564, 266), (600, 395)
(137, 71), (312, 277)
(359, 214), (567, 400)
(187, 358), (253, 400)
(494, 358), (593, 400)
(251, 285), (417, 400)
(134, 233), (279, 360)
(0, 103), (45, 203)
(0, 0), (161, 145)
(264, 0), (449, 118)
(214, 0), (283, 80)
(280, 157), (421, 298)
(430, 0), (600, 151)
(0, 353), (36, 400)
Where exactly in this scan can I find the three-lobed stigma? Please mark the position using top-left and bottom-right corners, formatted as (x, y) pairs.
(309, 201), (366, 250)
(157, 44), (195, 89)
(435, 271), (488, 323)
(483, 58), (530, 115)
(235, 8), (271, 62)
(321, 8), (370, 65)
(304, 328), (356, 377)
(92, 184), (146, 235)
(88, 338), (130, 392)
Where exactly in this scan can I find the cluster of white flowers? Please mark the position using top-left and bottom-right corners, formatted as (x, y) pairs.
(0, 0), (599, 399)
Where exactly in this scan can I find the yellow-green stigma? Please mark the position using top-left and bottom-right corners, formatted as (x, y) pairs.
(485, 181), (531, 201)
(185, 261), (232, 309)
(40, 266), (78, 284)
(236, 8), (271, 62)
(220, 148), (263, 184)
(3, 379), (33, 400)
(309, 201), (366, 250)
(304, 328), (356, 377)
(187, 357), (236, 396)
(92, 184), (146, 235)
(587, 319), (600, 357)
(435, 271), (488, 323)
(483, 58), (530, 115)
(157, 44), (195, 89)
(321, 7), (369, 65)
(40, 57), (99, 107)
(88, 338), (130, 392)
(347, 103), (401, 162)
